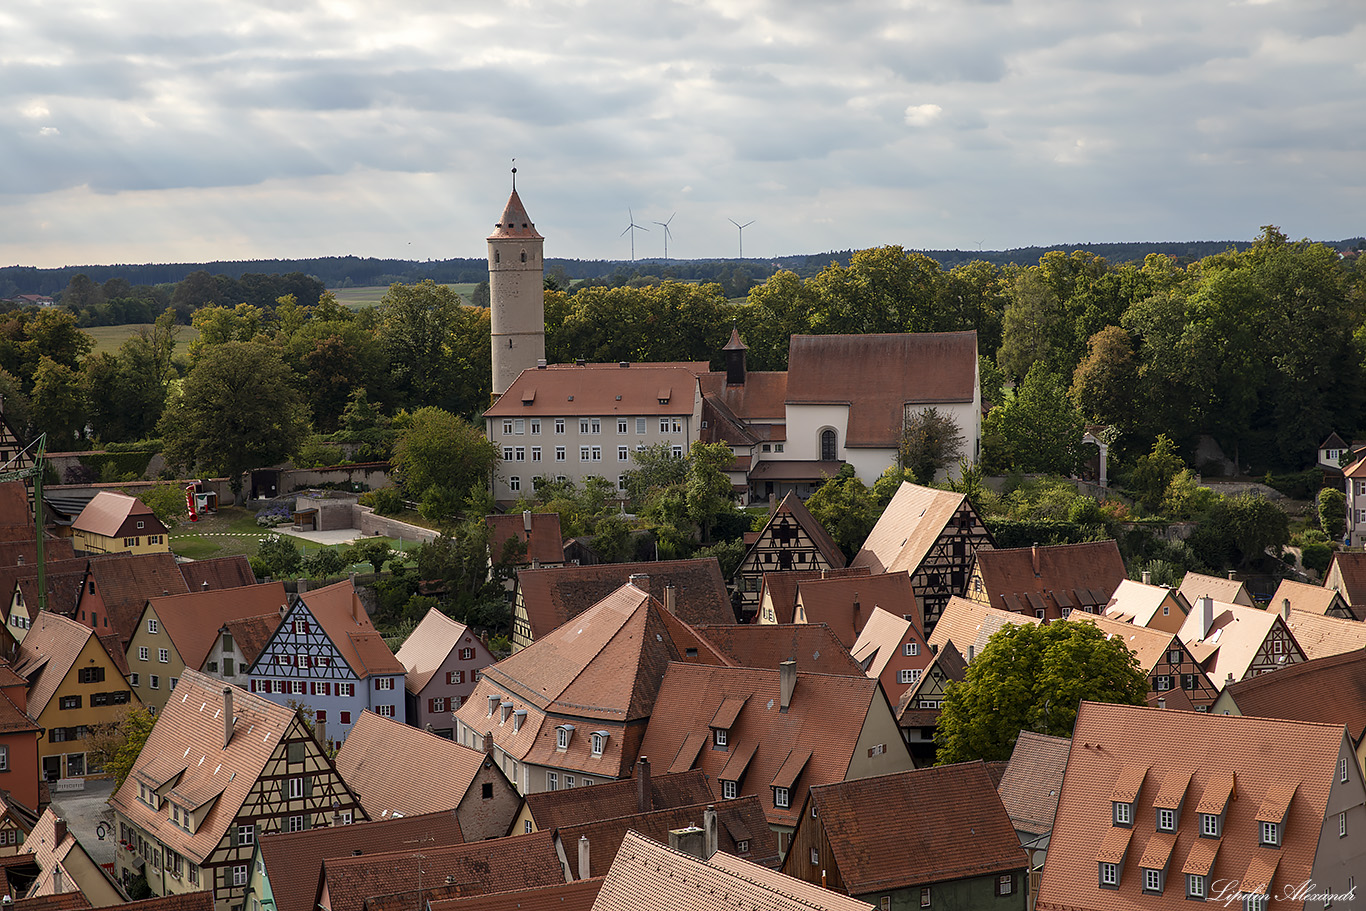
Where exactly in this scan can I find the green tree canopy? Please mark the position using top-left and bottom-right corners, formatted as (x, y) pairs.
(898, 407), (965, 483)
(159, 341), (310, 498)
(391, 406), (498, 521)
(982, 363), (1085, 475)
(936, 620), (1149, 763)
(804, 465), (879, 559)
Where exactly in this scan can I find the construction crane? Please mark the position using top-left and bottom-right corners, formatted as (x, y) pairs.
(0, 434), (47, 613)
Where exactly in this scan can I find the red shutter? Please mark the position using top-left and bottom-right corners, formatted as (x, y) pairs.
(374, 678), (380, 691)
(428, 698), (436, 713)
(310, 683), (317, 695)
(323, 683), (331, 696)
(250, 679), (256, 692)
(456, 671), (464, 684)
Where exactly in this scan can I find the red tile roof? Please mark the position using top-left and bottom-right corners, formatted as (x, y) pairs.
(522, 765), (715, 833)
(996, 731), (1071, 836)
(1326, 550), (1366, 608)
(638, 662), (907, 829)
(926, 596), (1041, 660)
(693, 624), (865, 676)
(1224, 648), (1366, 739)
(698, 372), (789, 424)
(0, 558), (89, 619)
(177, 555), (256, 592)
(301, 580), (405, 678)
(71, 491), (163, 538)
(318, 831), (564, 911)
(555, 796), (780, 877)
(758, 567), (871, 626)
(0, 539), (75, 567)
(85, 551), (190, 645)
(1035, 702), (1351, 911)
(258, 810), (464, 911)
(14, 613), (112, 714)
(428, 878), (602, 911)
(486, 512), (564, 566)
(486, 364), (701, 418)
(743, 492), (847, 574)
(220, 612), (281, 667)
(785, 332), (977, 448)
(1176, 571), (1254, 608)
(516, 558), (735, 639)
(796, 762), (1025, 893)
(145, 582), (289, 672)
(487, 189), (542, 240)
(394, 608), (474, 695)
(973, 540), (1127, 618)
(334, 711), (494, 820)
(795, 572), (918, 648)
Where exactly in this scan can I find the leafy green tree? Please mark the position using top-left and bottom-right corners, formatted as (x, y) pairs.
(379, 281), (490, 416)
(302, 547), (348, 580)
(30, 356), (84, 449)
(1127, 435), (1186, 512)
(61, 273), (106, 312)
(936, 621), (1148, 763)
(1160, 469), (1218, 521)
(255, 534), (302, 577)
(390, 407), (498, 518)
(1070, 326), (1140, 435)
(159, 342), (310, 500)
(805, 246), (944, 335)
(998, 269), (1064, 382)
(804, 465), (879, 559)
(685, 441), (740, 543)
(127, 484), (188, 528)
(1319, 487), (1346, 541)
(982, 363), (1085, 475)
(898, 407), (965, 483)
(86, 706), (156, 789)
(622, 443), (689, 504)
(344, 538), (397, 574)
(188, 303), (266, 359)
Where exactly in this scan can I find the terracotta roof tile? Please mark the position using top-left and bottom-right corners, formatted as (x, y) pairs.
(744, 493), (846, 574)
(996, 731), (1070, 836)
(220, 612), (281, 667)
(637, 663), (905, 829)
(0, 480), (32, 529)
(145, 582), (289, 671)
(319, 831), (564, 911)
(15, 572), (86, 622)
(523, 767), (715, 832)
(973, 541), (1126, 619)
(0, 558), (89, 619)
(259, 810), (463, 911)
(784, 333), (978, 447)
(177, 555), (256, 592)
(695, 624), (865, 676)
(0, 538), (74, 566)
(487, 364), (700, 418)
(1327, 550), (1366, 608)
(301, 580), (405, 678)
(335, 711), (492, 819)
(1104, 578), (1188, 625)
(1175, 599), (1298, 682)
(798, 762), (1025, 893)
(487, 189), (542, 240)
(517, 558), (734, 640)
(486, 512), (564, 566)
(926, 596), (1040, 660)
(1223, 648), (1366, 739)
(758, 567), (871, 626)
(1177, 571), (1254, 607)
(86, 551), (190, 645)
(851, 482), (974, 576)
(11, 893), (92, 911)
(1282, 608), (1366, 659)
(428, 878), (603, 911)
(71, 491), (161, 538)
(395, 608), (472, 694)
(555, 796), (779, 877)
(795, 572), (917, 648)
(117, 894), (216, 911)
(1070, 612), (1178, 673)
(1270, 577), (1353, 618)
(697, 372), (789, 424)
(1035, 702), (1349, 911)
(593, 830), (873, 911)
(15, 613), (107, 713)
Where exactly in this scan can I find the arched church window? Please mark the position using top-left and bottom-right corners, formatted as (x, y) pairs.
(821, 429), (837, 461)
(521, 251), (527, 262)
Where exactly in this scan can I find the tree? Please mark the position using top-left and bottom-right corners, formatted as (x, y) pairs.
(1070, 326), (1140, 434)
(1128, 435), (1186, 513)
(302, 547), (349, 580)
(87, 706), (156, 789)
(935, 621), (1148, 763)
(127, 484), (188, 528)
(379, 281), (491, 416)
(30, 356), (84, 449)
(981, 363), (1085, 475)
(622, 443), (689, 504)
(1319, 487), (1346, 541)
(254, 534), (302, 578)
(898, 407), (965, 483)
(391, 406), (499, 519)
(804, 465), (879, 559)
(160, 342), (310, 500)
(685, 441), (740, 543)
(997, 269), (1064, 381)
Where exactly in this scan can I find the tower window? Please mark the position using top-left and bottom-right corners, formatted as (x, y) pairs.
(494, 251), (500, 263)
(521, 251), (527, 262)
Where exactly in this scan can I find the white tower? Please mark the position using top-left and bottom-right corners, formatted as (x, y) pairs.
(488, 169), (546, 402)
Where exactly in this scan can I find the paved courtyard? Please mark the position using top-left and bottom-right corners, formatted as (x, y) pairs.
(48, 777), (119, 866)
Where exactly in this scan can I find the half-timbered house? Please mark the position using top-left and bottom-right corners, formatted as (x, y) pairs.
(1069, 612), (1219, 711)
(850, 482), (994, 636)
(1171, 596), (1306, 689)
(894, 641), (966, 765)
(109, 671), (364, 911)
(734, 492), (846, 621)
(966, 541), (1126, 622)
(1269, 577), (1357, 620)
(246, 580), (405, 749)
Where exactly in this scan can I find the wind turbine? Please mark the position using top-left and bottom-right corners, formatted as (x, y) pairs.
(620, 209), (648, 261)
(728, 217), (755, 258)
(653, 212), (676, 260)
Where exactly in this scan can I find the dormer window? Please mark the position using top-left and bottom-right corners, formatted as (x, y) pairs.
(1259, 821), (1280, 847)
(714, 728), (728, 747)
(1157, 808), (1175, 831)
(773, 786), (790, 808)
(591, 731), (607, 755)
(722, 780), (737, 799)
(513, 710), (526, 733)
(488, 695), (500, 717)
(1200, 812), (1221, 837)
(1113, 801), (1133, 826)
(556, 724), (574, 750)
(500, 702), (513, 724)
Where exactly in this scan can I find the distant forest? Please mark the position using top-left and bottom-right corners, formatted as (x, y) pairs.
(6, 237), (1363, 298)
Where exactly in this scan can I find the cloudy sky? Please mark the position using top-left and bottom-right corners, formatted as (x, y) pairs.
(3, 0), (1362, 269)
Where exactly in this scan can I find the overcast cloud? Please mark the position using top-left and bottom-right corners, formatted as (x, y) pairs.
(2, 0), (1362, 268)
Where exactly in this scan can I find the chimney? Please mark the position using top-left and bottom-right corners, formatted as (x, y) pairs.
(664, 583), (677, 616)
(537, 358), (547, 369)
(968, 644), (975, 663)
(52, 818), (67, 845)
(1141, 570), (1151, 585)
(1198, 596), (1214, 640)
(1031, 544), (1041, 577)
(667, 826), (707, 860)
(637, 756), (651, 813)
(1157, 697), (1166, 709)
(1282, 598), (1291, 621)
(1227, 570), (1236, 580)
(15, 555), (21, 566)
(202, 580), (209, 590)
(577, 835), (590, 880)
(628, 573), (650, 590)
(482, 731), (494, 755)
(222, 687), (234, 749)
(523, 510), (534, 532)
(779, 659), (796, 713)
(703, 805), (718, 859)
(51, 867), (62, 895)
(619, 361), (629, 368)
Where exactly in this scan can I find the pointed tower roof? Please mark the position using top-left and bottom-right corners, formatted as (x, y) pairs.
(488, 189), (543, 240)
(723, 326), (748, 351)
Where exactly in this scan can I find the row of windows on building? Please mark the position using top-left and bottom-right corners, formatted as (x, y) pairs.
(505, 474), (635, 493)
(501, 418), (684, 436)
(121, 535), (162, 546)
(58, 690), (131, 709)
(249, 679), (358, 697)
(502, 443), (685, 464)
(130, 673), (173, 691)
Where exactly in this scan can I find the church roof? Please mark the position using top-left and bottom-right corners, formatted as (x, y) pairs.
(487, 189), (543, 240)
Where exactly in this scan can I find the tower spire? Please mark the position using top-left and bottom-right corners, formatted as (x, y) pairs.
(511, 158), (517, 191)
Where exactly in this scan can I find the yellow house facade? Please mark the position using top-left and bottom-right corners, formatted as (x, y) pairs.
(72, 491), (169, 556)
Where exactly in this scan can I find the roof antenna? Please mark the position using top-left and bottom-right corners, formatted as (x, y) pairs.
(511, 159), (517, 191)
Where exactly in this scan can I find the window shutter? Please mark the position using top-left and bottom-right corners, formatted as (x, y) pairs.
(428, 698), (436, 713)
(323, 683), (330, 696)
(374, 679), (380, 691)
(229, 827), (238, 847)
(310, 683), (317, 695)
(249, 679), (256, 692)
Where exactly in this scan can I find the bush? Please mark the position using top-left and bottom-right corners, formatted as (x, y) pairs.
(362, 487), (404, 516)
(1299, 541), (1333, 574)
(1263, 468), (1324, 501)
(255, 534), (302, 577)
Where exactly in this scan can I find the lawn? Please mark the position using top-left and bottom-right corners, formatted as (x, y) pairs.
(330, 284), (480, 310)
(168, 505), (422, 570)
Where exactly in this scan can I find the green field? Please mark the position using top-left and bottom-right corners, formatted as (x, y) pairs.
(330, 283), (479, 309)
(84, 323), (201, 356)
